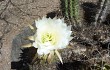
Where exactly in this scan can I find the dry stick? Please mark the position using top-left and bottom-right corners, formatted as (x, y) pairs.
(100, 0), (110, 22)
(98, 0), (109, 23)
(94, 0), (108, 25)
(95, 50), (104, 70)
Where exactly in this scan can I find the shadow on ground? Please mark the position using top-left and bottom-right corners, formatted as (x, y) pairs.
(11, 26), (36, 70)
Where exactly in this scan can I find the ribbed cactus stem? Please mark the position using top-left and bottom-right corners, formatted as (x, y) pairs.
(70, 0), (73, 18)
(65, 0), (69, 17)
(74, 0), (79, 20)
(62, 0), (80, 22)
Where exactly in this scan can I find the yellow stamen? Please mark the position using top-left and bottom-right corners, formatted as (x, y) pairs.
(41, 32), (56, 45)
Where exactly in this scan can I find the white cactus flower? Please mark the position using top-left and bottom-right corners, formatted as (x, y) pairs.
(33, 17), (72, 55)
(23, 17), (73, 64)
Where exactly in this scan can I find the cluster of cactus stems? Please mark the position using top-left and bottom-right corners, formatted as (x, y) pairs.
(63, 0), (80, 23)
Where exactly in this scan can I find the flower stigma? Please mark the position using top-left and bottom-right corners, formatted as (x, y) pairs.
(41, 32), (56, 45)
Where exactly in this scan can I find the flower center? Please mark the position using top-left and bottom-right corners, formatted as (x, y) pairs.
(41, 32), (56, 45)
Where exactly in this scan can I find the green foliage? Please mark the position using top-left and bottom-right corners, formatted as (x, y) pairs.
(65, 0), (69, 17)
(61, 0), (80, 22)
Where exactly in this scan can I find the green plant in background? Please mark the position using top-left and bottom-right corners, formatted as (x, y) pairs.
(61, 0), (80, 23)
(91, 61), (110, 70)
